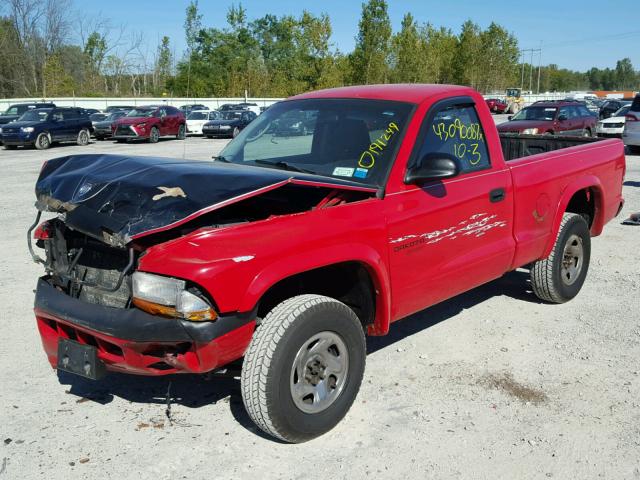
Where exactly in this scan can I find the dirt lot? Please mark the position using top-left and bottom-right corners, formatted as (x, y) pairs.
(1, 125), (639, 480)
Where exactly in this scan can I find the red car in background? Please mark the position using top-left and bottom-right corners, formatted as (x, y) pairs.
(112, 105), (186, 143)
(485, 98), (508, 113)
(497, 100), (597, 136)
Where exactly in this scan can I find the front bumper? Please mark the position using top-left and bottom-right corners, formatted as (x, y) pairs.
(202, 127), (233, 137)
(34, 277), (255, 376)
(0, 133), (34, 145)
(623, 129), (640, 146)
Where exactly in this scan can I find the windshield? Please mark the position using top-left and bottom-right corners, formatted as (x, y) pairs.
(218, 98), (413, 187)
(90, 113), (107, 122)
(19, 110), (50, 122)
(512, 106), (557, 121)
(107, 111), (126, 121)
(3, 106), (19, 116)
(187, 111), (210, 120)
(613, 106), (630, 117)
(221, 111), (243, 120)
(126, 108), (155, 117)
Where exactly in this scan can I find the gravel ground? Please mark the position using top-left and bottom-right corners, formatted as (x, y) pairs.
(1, 123), (639, 480)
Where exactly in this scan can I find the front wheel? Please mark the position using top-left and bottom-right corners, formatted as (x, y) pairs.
(35, 132), (50, 150)
(76, 128), (90, 146)
(241, 295), (366, 443)
(530, 213), (591, 303)
(148, 126), (159, 143)
(232, 127), (240, 138)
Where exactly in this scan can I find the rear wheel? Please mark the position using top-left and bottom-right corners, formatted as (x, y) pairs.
(530, 213), (591, 303)
(35, 132), (50, 150)
(241, 294), (366, 443)
(76, 128), (90, 146)
(149, 126), (159, 143)
(581, 128), (592, 137)
(176, 124), (186, 140)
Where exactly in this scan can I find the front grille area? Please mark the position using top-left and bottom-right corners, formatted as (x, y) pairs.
(2, 127), (19, 134)
(115, 125), (136, 136)
(605, 123), (624, 129)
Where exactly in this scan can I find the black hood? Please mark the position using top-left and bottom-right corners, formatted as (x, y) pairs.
(35, 154), (374, 246)
(206, 119), (241, 126)
(2, 120), (41, 129)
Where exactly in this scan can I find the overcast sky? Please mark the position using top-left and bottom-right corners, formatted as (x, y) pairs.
(82, 0), (640, 71)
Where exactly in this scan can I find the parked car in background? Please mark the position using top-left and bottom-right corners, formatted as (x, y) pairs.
(485, 98), (508, 113)
(596, 105), (631, 138)
(0, 102), (56, 126)
(112, 105), (186, 143)
(186, 110), (221, 135)
(89, 112), (108, 125)
(82, 108), (101, 115)
(497, 100), (597, 136)
(599, 99), (631, 119)
(105, 105), (135, 113)
(235, 102), (261, 115)
(0, 107), (92, 150)
(179, 104), (208, 116)
(219, 103), (240, 112)
(93, 110), (129, 140)
(622, 94), (640, 153)
(202, 110), (257, 138)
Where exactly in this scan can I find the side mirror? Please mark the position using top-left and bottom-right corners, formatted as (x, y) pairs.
(405, 154), (459, 184)
(507, 115), (513, 121)
(558, 114), (568, 121)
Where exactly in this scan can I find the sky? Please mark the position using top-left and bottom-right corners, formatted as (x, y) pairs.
(79, 0), (640, 72)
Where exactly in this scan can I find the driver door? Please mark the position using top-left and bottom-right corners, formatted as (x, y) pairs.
(386, 98), (516, 320)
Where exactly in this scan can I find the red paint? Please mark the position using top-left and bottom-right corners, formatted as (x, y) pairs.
(35, 84), (626, 375)
(112, 105), (185, 140)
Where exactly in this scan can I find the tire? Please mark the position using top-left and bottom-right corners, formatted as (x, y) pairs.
(34, 132), (50, 150)
(149, 126), (159, 143)
(581, 128), (591, 137)
(176, 124), (186, 140)
(530, 213), (591, 303)
(3, 144), (17, 150)
(241, 294), (366, 443)
(232, 127), (240, 138)
(76, 128), (90, 146)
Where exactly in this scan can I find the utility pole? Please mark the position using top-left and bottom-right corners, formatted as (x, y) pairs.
(537, 42), (543, 94)
(519, 48), (542, 93)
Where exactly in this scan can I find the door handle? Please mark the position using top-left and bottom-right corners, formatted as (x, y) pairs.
(489, 188), (506, 203)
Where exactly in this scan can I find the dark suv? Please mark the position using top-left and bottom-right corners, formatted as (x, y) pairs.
(0, 102), (56, 125)
(497, 100), (597, 136)
(0, 107), (93, 150)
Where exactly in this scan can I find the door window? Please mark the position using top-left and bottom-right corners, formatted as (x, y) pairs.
(414, 103), (490, 174)
(51, 111), (65, 122)
(558, 107), (570, 120)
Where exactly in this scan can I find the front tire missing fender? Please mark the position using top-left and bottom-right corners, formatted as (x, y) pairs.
(530, 213), (591, 303)
(241, 294), (366, 443)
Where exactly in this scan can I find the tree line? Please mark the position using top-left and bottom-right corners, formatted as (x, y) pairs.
(0, 0), (639, 99)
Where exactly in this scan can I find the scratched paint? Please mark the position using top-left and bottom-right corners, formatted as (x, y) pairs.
(390, 213), (507, 251)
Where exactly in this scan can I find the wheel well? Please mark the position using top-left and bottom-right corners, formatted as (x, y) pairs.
(257, 262), (376, 329)
(565, 187), (596, 227)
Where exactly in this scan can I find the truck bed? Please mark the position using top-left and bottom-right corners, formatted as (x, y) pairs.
(499, 133), (603, 161)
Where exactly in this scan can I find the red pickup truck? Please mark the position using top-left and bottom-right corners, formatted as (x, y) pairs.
(30, 85), (625, 443)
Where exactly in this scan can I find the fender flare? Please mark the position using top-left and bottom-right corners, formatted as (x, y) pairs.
(238, 243), (392, 336)
(542, 175), (603, 258)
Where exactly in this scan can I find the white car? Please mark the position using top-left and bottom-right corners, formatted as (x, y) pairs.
(622, 95), (640, 154)
(596, 105), (631, 138)
(186, 110), (221, 135)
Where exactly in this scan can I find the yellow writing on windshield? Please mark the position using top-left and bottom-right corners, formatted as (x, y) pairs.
(432, 119), (485, 143)
(358, 122), (399, 169)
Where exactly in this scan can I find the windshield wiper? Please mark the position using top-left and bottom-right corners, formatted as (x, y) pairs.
(212, 155), (231, 162)
(253, 160), (315, 174)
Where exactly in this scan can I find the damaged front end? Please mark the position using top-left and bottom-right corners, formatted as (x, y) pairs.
(30, 154), (376, 379)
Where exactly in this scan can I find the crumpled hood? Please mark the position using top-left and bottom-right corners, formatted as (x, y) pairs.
(35, 154), (374, 246)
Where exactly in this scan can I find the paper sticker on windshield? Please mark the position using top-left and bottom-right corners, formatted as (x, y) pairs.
(333, 167), (354, 177)
(353, 168), (368, 179)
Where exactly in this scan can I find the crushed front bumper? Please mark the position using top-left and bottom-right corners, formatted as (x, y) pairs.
(34, 277), (255, 376)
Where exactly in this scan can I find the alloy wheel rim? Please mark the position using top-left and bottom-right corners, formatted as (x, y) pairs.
(561, 234), (584, 285)
(40, 135), (49, 148)
(290, 331), (349, 414)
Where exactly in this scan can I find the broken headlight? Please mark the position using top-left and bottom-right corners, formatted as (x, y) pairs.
(131, 271), (217, 322)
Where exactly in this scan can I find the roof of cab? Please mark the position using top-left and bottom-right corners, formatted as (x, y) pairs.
(289, 84), (476, 104)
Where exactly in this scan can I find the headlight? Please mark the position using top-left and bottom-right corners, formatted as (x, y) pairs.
(131, 271), (217, 321)
(219, 125), (231, 129)
(521, 128), (539, 135)
(22, 127), (34, 133)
